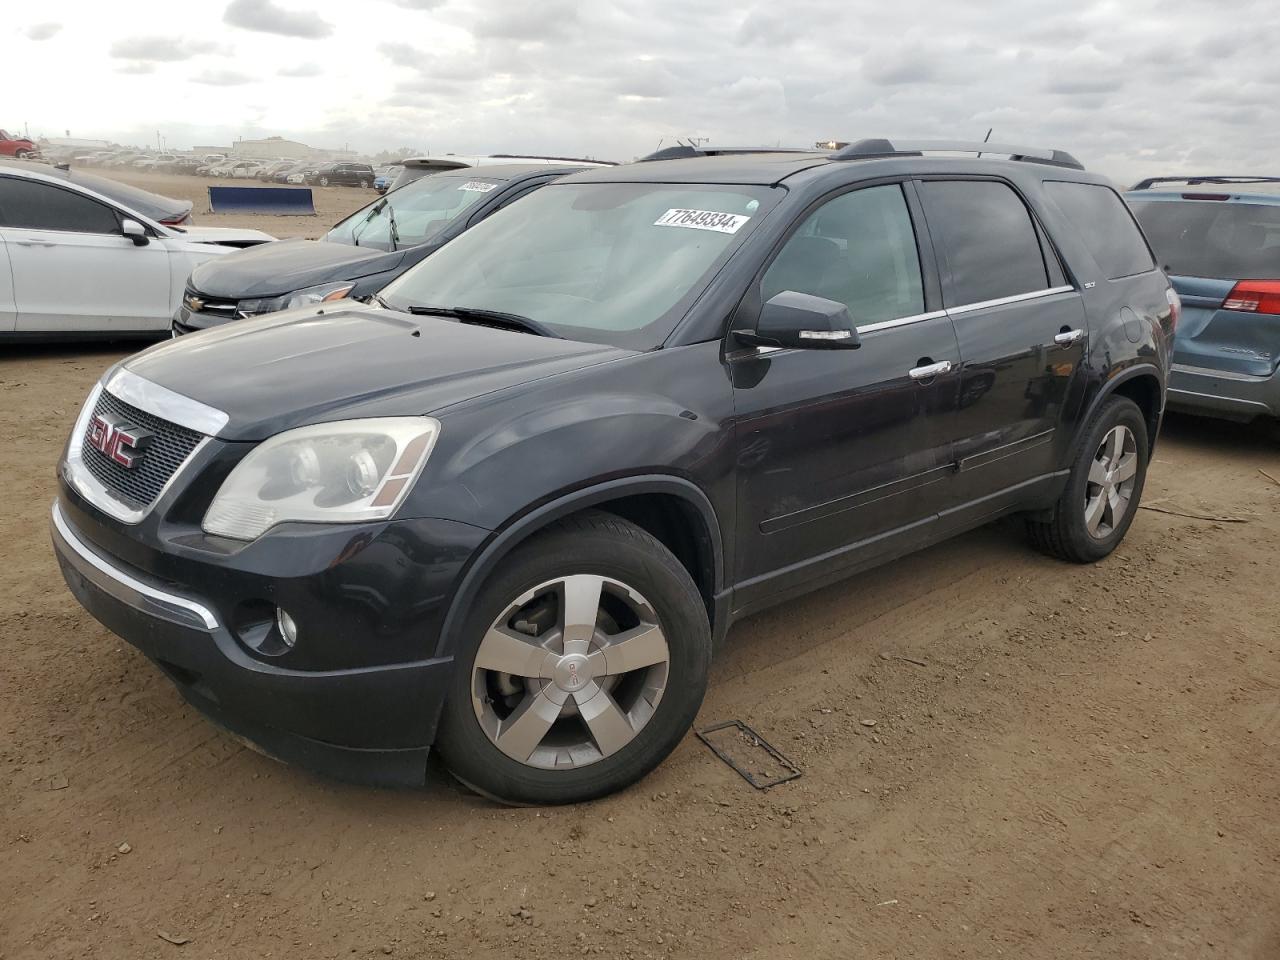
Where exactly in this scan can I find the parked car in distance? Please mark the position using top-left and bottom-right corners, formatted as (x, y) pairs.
(0, 129), (39, 158)
(0, 164), (273, 338)
(374, 164), (402, 193)
(272, 162), (309, 183)
(388, 154), (613, 191)
(256, 160), (295, 181)
(53, 139), (1176, 804)
(175, 163), (590, 334)
(1127, 176), (1280, 425)
(306, 162), (377, 188)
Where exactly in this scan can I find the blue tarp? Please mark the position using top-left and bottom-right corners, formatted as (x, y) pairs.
(207, 186), (316, 216)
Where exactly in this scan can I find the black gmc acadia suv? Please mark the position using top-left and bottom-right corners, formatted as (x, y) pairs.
(51, 139), (1177, 805)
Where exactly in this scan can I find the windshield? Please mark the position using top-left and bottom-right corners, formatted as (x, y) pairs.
(325, 175), (502, 252)
(1129, 199), (1280, 280)
(380, 181), (777, 349)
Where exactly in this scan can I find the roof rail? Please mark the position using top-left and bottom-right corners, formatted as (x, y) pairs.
(639, 145), (816, 162)
(488, 153), (618, 166)
(1129, 175), (1280, 190)
(830, 138), (1085, 170)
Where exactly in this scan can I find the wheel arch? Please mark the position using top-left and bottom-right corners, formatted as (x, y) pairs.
(433, 475), (725, 661)
(1083, 364), (1165, 455)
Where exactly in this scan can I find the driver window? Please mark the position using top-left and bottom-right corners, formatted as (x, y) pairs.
(0, 177), (121, 235)
(761, 184), (924, 325)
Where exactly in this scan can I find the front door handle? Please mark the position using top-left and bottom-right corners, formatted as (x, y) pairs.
(909, 360), (952, 381)
(15, 238), (56, 247)
(1054, 328), (1085, 346)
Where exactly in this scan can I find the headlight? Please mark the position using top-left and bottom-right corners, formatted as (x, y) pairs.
(238, 282), (355, 317)
(202, 417), (440, 540)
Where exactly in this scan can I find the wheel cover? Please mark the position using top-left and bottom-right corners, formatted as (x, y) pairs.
(1084, 425), (1138, 538)
(470, 575), (670, 770)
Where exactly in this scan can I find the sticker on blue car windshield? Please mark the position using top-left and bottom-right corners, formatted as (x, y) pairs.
(458, 181), (498, 192)
(654, 209), (751, 234)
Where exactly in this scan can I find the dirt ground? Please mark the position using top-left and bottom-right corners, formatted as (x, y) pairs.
(2, 185), (1279, 959)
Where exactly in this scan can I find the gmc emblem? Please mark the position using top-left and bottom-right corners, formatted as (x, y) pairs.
(88, 413), (153, 469)
(184, 295), (204, 312)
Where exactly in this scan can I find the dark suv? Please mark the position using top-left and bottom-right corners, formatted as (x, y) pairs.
(51, 139), (1175, 805)
(306, 162), (376, 188)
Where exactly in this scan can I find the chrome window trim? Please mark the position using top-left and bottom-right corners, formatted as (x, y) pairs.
(856, 309), (948, 334)
(946, 285), (1075, 316)
(51, 500), (218, 631)
(105, 367), (229, 437)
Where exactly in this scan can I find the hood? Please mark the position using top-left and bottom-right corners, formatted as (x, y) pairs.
(176, 225), (276, 246)
(187, 237), (405, 299)
(122, 303), (630, 441)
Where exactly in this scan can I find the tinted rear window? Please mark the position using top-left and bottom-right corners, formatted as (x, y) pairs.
(1128, 199), (1280, 280)
(919, 180), (1049, 306)
(0, 177), (120, 233)
(1045, 181), (1154, 279)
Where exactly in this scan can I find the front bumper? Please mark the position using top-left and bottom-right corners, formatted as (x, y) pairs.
(1167, 362), (1280, 421)
(50, 498), (485, 786)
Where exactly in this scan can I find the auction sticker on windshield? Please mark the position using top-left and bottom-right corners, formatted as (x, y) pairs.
(654, 209), (750, 234)
(458, 181), (498, 192)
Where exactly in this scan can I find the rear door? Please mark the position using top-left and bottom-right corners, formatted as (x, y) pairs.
(915, 177), (1087, 524)
(1129, 197), (1280, 388)
(730, 181), (961, 608)
(0, 176), (171, 333)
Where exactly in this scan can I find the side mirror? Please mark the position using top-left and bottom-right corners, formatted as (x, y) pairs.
(121, 219), (149, 246)
(734, 291), (861, 350)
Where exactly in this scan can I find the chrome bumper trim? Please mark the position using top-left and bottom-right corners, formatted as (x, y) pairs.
(51, 500), (218, 631)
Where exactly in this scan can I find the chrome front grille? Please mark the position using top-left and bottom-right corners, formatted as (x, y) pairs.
(80, 390), (204, 510)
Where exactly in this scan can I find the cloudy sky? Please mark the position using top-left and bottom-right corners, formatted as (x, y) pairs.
(9, 0), (1278, 181)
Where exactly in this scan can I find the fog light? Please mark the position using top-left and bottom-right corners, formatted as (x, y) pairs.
(276, 607), (299, 648)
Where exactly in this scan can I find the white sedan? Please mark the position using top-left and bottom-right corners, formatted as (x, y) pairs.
(0, 164), (273, 338)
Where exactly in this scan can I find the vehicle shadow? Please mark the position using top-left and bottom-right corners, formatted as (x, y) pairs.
(1159, 410), (1277, 452)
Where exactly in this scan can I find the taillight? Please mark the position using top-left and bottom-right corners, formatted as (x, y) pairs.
(1223, 280), (1280, 315)
(1166, 287), (1181, 332)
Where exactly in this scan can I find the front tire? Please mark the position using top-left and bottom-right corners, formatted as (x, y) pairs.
(1026, 396), (1149, 563)
(15, 149), (31, 159)
(435, 512), (711, 805)
(319, 176), (330, 187)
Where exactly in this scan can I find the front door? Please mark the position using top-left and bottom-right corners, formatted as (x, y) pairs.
(914, 178), (1088, 523)
(0, 176), (171, 333)
(729, 182), (961, 611)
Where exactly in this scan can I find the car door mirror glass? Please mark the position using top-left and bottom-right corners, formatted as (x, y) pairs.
(737, 291), (861, 350)
(121, 219), (149, 246)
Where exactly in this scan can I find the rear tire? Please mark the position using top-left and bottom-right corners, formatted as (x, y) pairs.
(1026, 396), (1149, 563)
(435, 511), (711, 805)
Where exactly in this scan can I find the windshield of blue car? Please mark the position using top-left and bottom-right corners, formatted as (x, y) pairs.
(1129, 199), (1280, 280)
(325, 175), (504, 252)
(379, 181), (779, 350)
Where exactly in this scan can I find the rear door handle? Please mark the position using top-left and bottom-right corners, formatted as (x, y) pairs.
(1054, 328), (1085, 345)
(909, 360), (952, 381)
(15, 238), (56, 247)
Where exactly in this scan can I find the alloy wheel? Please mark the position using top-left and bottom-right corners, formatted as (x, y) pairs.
(1084, 425), (1138, 538)
(470, 574), (670, 770)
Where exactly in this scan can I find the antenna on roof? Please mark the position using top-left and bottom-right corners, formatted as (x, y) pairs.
(978, 127), (992, 159)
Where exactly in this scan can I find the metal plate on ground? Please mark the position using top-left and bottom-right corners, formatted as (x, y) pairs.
(696, 720), (801, 789)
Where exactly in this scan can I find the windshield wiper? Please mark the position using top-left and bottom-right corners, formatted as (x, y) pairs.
(405, 305), (560, 338)
(353, 198), (399, 250)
